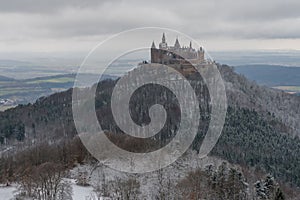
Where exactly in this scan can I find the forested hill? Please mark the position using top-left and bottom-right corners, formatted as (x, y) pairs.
(0, 64), (300, 188)
(219, 65), (300, 136)
(0, 75), (14, 81)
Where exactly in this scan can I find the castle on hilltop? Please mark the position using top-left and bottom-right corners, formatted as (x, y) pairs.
(150, 33), (207, 70)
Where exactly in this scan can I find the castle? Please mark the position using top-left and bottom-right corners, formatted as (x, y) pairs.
(150, 33), (207, 73)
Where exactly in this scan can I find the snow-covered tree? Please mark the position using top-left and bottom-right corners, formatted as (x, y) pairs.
(254, 174), (285, 200)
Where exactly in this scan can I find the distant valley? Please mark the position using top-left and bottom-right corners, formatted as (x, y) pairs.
(0, 73), (116, 111)
(234, 64), (300, 95)
(1, 62), (300, 111)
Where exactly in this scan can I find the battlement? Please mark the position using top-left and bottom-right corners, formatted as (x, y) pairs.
(150, 33), (205, 65)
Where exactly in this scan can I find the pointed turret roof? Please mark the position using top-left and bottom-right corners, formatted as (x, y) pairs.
(189, 41), (192, 48)
(162, 33), (166, 43)
(151, 41), (156, 49)
(174, 37), (181, 49)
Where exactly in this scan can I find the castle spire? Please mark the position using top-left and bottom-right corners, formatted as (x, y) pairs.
(159, 33), (168, 49)
(189, 41), (192, 48)
(151, 41), (156, 49)
(162, 33), (166, 43)
(174, 37), (181, 49)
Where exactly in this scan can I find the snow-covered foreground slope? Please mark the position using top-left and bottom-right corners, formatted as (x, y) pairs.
(69, 152), (228, 199)
(67, 179), (94, 200)
(0, 180), (94, 200)
(0, 153), (229, 199)
(0, 185), (15, 200)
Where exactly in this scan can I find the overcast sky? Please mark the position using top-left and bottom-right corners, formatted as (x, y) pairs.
(0, 0), (299, 55)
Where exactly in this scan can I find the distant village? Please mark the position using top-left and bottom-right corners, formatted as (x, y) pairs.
(0, 98), (15, 106)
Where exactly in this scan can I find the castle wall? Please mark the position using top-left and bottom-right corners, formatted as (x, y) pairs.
(151, 48), (205, 65)
(150, 35), (207, 74)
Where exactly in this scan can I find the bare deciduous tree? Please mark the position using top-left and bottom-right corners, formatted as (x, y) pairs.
(16, 162), (72, 200)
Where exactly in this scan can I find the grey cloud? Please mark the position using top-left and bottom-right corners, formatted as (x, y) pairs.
(0, 0), (300, 53)
(210, 0), (300, 21)
(11, 3), (183, 38)
(0, 0), (117, 13)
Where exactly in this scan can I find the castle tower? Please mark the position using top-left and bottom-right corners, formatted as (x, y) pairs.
(174, 37), (181, 49)
(162, 33), (166, 43)
(151, 41), (156, 49)
(197, 47), (205, 63)
(159, 33), (168, 49)
(189, 41), (192, 49)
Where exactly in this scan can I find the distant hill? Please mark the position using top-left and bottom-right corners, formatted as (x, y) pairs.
(0, 75), (14, 82)
(234, 64), (300, 86)
(211, 50), (300, 66)
(0, 59), (33, 67)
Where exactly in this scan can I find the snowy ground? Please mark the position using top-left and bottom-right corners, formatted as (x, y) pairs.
(0, 185), (15, 200)
(0, 180), (94, 200)
(67, 179), (94, 200)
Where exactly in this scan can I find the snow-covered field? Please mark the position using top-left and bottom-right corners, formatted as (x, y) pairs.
(0, 185), (15, 200)
(0, 180), (94, 200)
(68, 179), (94, 200)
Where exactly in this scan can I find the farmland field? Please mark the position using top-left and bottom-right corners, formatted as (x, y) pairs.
(0, 73), (116, 111)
